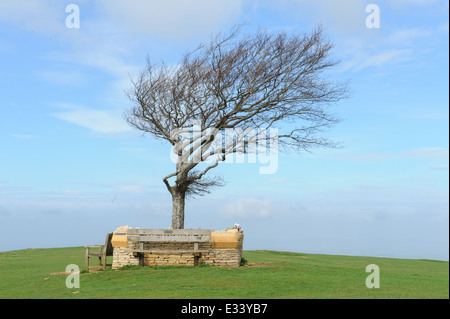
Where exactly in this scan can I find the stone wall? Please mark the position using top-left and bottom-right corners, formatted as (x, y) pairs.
(111, 227), (244, 269)
(112, 247), (140, 268)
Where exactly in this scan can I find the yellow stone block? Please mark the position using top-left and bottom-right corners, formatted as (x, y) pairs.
(111, 233), (129, 248)
(111, 225), (132, 248)
(211, 231), (243, 249)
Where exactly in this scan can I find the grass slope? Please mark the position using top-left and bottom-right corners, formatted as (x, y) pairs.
(0, 247), (448, 299)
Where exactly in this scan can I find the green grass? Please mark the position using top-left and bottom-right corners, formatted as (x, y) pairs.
(0, 247), (448, 299)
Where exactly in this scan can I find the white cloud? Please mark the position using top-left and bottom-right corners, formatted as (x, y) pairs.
(438, 21), (449, 34)
(265, 0), (367, 34)
(52, 105), (131, 134)
(355, 49), (414, 71)
(337, 23), (446, 72)
(387, 0), (440, 6)
(253, 1), (445, 73)
(265, 177), (291, 184)
(0, 0), (65, 35)
(430, 164), (449, 171)
(0, 1), (140, 96)
(112, 184), (148, 194)
(96, 0), (243, 41)
(387, 28), (432, 45)
(0, 0), (243, 85)
(0, 205), (10, 218)
(303, 0), (367, 33)
(10, 134), (39, 139)
(220, 197), (273, 219)
(331, 147), (449, 163)
(263, 1), (447, 73)
(403, 147), (449, 160)
(36, 70), (87, 86)
(69, 182), (154, 194)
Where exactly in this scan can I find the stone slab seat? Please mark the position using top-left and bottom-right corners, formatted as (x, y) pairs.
(124, 229), (213, 266)
(111, 227), (244, 268)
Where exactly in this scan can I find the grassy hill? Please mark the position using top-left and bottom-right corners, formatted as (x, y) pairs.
(0, 247), (448, 299)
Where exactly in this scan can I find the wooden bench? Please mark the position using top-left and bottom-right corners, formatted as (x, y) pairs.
(85, 233), (113, 272)
(126, 229), (212, 266)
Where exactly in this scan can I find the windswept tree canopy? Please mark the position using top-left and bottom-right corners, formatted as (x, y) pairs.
(125, 26), (349, 228)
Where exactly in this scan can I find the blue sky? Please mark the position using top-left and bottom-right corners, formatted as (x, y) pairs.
(0, 0), (448, 260)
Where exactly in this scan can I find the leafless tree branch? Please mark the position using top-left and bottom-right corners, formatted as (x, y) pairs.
(124, 25), (349, 228)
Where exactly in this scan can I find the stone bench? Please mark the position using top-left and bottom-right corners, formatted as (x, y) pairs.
(111, 226), (244, 268)
(130, 228), (212, 266)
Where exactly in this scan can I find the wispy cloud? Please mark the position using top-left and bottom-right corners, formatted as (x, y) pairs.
(10, 134), (38, 139)
(256, 0), (447, 72)
(403, 148), (449, 160)
(353, 49), (414, 71)
(69, 181), (156, 194)
(36, 70), (87, 86)
(338, 24), (445, 72)
(387, 0), (441, 6)
(0, 0), (65, 35)
(386, 28), (433, 45)
(0, 205), (9, 218)
(220, 197), (273, 219)
(96, 0), (243, 41)
(429, 164), (449, 171)
(265, 177), (291, 184)
(331, 147), (449, 163)
(52, 104), (131, 134)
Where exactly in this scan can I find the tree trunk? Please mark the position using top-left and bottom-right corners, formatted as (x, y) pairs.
(171, 188), (186, 229)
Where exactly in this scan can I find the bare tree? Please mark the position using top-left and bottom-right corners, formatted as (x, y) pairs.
(125, 26), (349, 229)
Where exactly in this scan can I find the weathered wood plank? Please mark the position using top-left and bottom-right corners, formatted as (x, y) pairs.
(127, 229), (212, 235)
(132, 249), (209, 254)
(135, 235), (210, 242)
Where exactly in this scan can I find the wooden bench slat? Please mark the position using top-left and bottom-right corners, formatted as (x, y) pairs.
(127, 229), (212, 235)
(131, 235), (210, 242)
(116, 230), (213, 267)
(87, 252), (104, 256)
(132, 249), (209, 254)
